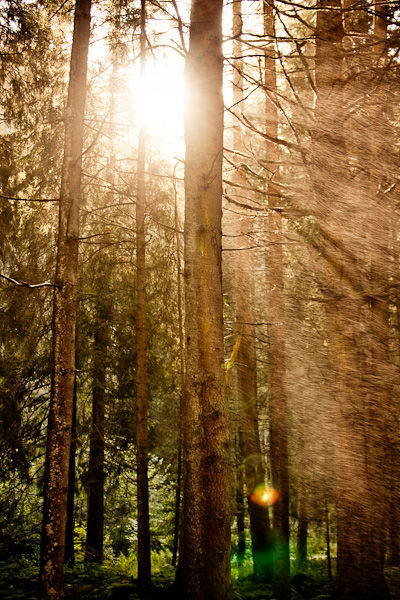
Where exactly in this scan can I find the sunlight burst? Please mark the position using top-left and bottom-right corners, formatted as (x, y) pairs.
(250, 485), (279, 507)
(138, 57), (184, 141)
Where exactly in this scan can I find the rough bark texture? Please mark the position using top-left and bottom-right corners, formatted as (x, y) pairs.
(136, 0), (151, 585)
(39, 1), (91, 598)
(388, 441), (400, 567)
(296, 496), (308, 573)
(64, 376), (77, 566)
(182, 1), (233, 599)
(236, 464), (246, 574)
(377, 1), (400, 566)
(263, 2), (290, 597)
(325, 500), (332, 582)
(312, 2), (390, 598)
(362, 0), (391, 588)
(231, 0), (271, 583)
(85, 16), (120, 564)
(172, 177), (185, 569)
(85, 299), (109, 563)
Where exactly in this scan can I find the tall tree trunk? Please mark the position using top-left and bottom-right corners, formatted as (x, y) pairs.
(136, 0), (151, 585)
(263, 2), (290, 597)
(85, 26), (118, 564)
(387, 442), (400, 567)
(231, 0), (271, 583)
(312, 2), (390, 598)
(64, 372), (77, 566)
(236, 461), (246, 575)
(325, 499), (332, 582)
(85, 297), (110, 562)
(296, 495), (308, 574)
(391, 222), (400, 568)
(364, 0), (392, 579)
(312, 3), (365, 598)
(374, 2), (400, 567)
(172, 170), (185, 569)
(182, 1), (233, 598)
(39, 1), (91, 598)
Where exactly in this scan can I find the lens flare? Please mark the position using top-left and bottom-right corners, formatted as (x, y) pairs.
(250, 484), (279, 507)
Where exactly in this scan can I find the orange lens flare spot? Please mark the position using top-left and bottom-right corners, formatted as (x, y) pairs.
(250, 485), (279, 506)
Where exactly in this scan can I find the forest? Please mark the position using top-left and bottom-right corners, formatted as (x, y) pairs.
(0, 0), (399, 599)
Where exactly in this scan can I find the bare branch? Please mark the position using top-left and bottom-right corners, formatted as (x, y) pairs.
(0, 273), (59, 288)
(0, 194), (59, 203)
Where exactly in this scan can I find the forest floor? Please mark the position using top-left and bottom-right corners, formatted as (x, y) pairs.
(1, 562), (400, 600)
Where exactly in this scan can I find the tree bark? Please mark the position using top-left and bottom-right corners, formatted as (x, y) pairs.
(39, 1), (91, 598)
(85, 298), (110, 563)
(325, 499), (332, 582)
(312, 2), (390, 598)
(263, 2), (290, 597)
(136, 0), (151, 586)
(182, 1), (233, 598)
(231, 0), (272, 583)
(364, 0), (392, 581)
(172, 170), (185, 569)
(85, 34), (118, 563)
(64, 373), (77, 566)
(296, 495), (308, 573)
(236, 462), (246, 574)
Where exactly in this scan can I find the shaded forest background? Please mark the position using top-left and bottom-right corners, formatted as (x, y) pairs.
(0, 0), (400, 599)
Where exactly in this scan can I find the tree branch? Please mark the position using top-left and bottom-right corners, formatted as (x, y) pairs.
(0, 194), (59, 202)
(0, 273), (59, 288)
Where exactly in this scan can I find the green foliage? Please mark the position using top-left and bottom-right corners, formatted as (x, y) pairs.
(106, 552), (138, 579)
(73, 525), (87, 564)
(104, 548), (174, 581)
(0, 485), (41, 561)
(233, 576), (273, 600)
(231, 548), (255, 581)
(291, 570), (333, 600)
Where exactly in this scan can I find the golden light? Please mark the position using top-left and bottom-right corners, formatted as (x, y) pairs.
(250, 484), (279, 507)
(138, 57), (185, 141)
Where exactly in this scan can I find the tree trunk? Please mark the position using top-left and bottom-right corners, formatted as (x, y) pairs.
(263, 2), (290, 597)
(312, 2), (390, 598)
(325, 499), (332, 582)
(39, 1), (91, 598)
(372, 3), (399, 569)
(296, 496), (308, 573)
(391, 221), (400, 568)
(85, 20), (119, 564)
(85, 298), (109, 563)
(312, 5), (359, 598)
(136, 0), (151, 586)
(363, 0), (392, 580)
(236, 463), (246, 574)
(387, 443), (400, 567)
(172, 171), (185, 569)
(64, 373), (77, 566)
(182, 1), (233, 598)
(231, 0), (272, 583)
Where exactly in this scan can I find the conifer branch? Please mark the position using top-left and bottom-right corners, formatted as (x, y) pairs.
(0, 273), (59, 288)
(0, 194), (59, 202)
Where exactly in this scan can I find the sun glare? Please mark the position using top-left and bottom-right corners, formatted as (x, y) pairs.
(138, 57), (185, 144)
(250, 484), (279, 507)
